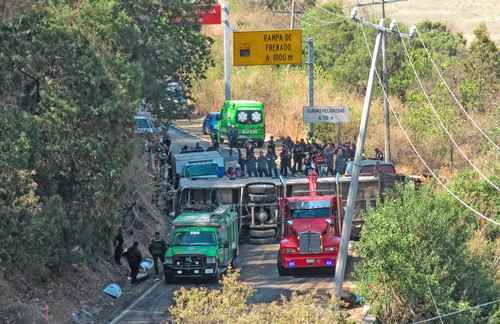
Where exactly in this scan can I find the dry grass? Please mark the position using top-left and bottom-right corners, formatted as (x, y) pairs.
(194, 1), (499, 175)
(343, 0), (500, 44)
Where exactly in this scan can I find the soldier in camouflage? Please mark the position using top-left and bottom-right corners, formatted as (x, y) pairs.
(148, 231), (167, 275)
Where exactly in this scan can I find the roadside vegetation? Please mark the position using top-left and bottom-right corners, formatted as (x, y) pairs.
(0, 0), (212, 320)
(171, 269), (353, 324)
(356, 175), (499, 323)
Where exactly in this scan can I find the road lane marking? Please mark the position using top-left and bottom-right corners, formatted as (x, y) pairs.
(108, 281), (161, 324)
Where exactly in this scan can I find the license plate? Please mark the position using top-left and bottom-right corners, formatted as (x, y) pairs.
(306, 258), (315, 264)
(205, 268), (214, 274)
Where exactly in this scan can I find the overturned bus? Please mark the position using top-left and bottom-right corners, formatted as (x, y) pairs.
(173, 172), (399, 242)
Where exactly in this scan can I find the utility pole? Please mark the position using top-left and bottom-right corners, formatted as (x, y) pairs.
(335, 20), (383, 298)
(356, 0), (407, 162)
(290, 0), (296, 29)
(307, 37), (315, 138)
(381, 1), (390, 163)
(223, 0), (231, 101)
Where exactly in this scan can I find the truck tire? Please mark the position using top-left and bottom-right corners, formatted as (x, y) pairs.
(247, 184), (275, 195)
(249, 193), (275, 203)
(249, 228), (276, 238)
(249, 237), (276, 245)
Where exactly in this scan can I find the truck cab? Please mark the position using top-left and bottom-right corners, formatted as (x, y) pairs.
(218, 100), (265, 147)
(277, 172), (341, 275)
(163, 206), (239, 282)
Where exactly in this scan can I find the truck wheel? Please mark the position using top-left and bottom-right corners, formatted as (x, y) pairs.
(247, 184), (275, 195)
(249, 228), (276, 238)
(249, 193), (275, 203)
(249, 237), (276, 245)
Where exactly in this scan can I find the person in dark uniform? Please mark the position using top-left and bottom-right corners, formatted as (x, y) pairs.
(124, 241), (142, 284)
(280, 148), (290, 176)
(113, 227), (124, 265)
(148, 232), (167, 275)
(268, 136), (276, 156)
(237, 148), (246, 177)
(265, 148), (278, 178)
(228, 125), (238, 149)
(257, 151), (268, 177)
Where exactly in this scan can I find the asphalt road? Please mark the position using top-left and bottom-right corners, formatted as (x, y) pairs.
(107, 122), (340, 324)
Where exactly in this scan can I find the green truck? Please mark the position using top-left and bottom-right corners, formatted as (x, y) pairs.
(217, 100), (265, 147)
(163, 206), (239, 282)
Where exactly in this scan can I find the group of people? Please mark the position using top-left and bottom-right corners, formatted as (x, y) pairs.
(229, 136), (372, 178)
(113, 228), (167, 284)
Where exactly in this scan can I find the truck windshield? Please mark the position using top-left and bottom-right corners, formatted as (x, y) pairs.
(135, 118), (151, 129)
(236, 109), (262, 124)
(291, 208), (330, 218)
(184, 163), (218, 177)
(174, 231), (216, 246)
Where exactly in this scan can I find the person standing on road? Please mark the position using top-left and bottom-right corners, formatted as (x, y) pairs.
(292, 139), (305, 175)
(280, 148), (290, 177)
(228, 125), (238, 149)
(237, 148), (246, 177)
(374, 147), (384, 160)
(266, 148), (278, 178)
(246, 152), (257, 177)
(257, 151), (268, 177)
(113, 227), (124, 266)
(211, 127), (219, 148)
(124, 241), (142, 284)
(268, 136), (276, 156)
(334, 147), (347, 175)
(148, 232), (167, 276)
(323, 143), (336, 176)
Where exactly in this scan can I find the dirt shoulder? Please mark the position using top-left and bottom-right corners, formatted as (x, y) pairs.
(0, 137), (168, 323)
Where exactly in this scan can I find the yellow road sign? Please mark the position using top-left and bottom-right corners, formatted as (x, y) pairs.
(233, 29), (302, 66)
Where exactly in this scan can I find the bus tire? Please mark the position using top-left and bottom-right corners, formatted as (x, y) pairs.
(249, 237), (276, 245)
(249, 228), (276, 238)
(249, 193), (275, 203)
(247, 184), (275, 195)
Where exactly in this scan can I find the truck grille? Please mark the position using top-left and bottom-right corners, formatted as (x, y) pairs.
(299, 232), (321, 254)
(173, 255), (205, 268)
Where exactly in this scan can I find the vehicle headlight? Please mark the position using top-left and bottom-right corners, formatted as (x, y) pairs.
(324, 246), (337, 252)
(163, 257), (173, 265)
(285, 248), (297, 254)
(206, 256), (216, 264)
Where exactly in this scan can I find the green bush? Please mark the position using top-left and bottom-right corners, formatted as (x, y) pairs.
(355, 183), (498, 323)
(171, 270), (353, 324)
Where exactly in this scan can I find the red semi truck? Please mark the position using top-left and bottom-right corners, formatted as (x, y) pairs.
(277, 171), (342, 275)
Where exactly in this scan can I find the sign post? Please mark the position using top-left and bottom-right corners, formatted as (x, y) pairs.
(223, 1), (231, 100)
(303, 106), (350, 124)
(233, 30), (302, 66)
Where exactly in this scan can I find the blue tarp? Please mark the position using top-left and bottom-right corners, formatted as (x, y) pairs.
(103, 283), (122, 299)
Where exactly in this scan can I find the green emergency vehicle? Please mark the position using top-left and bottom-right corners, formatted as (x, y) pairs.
(163, 206), (239, 282)
(217, 100), (265, 147)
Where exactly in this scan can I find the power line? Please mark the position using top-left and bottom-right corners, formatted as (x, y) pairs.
(428, 287), (444, 324)
(358, 24), (500, 226)
(412, 298), (500, 324)
(415, 29), (500, 153)
(395, 23), (500, 192)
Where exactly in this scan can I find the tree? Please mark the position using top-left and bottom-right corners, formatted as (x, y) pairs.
(355, 183), (498, 323)
(460, 24), (499, 112)
(0, 0), (214, 279)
